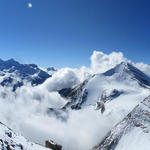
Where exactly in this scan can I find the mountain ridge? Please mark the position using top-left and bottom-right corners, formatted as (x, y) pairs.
(91, 95), (150, 150)
(0, 121), (52, 150)
(0, 58), (53, 90)
(59, 61), (150, 110)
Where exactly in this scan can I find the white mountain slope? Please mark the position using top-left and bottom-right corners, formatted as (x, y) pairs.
(49, 62), (150, 150)
(0, 121), (51, 150)
(59, 62), (150, 110)
(91, 95), (150, 150)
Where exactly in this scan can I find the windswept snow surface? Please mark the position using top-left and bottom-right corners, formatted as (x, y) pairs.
(115, 127), (150, 150)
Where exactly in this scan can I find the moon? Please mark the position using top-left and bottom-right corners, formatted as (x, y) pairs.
(28, 3), (32, 8)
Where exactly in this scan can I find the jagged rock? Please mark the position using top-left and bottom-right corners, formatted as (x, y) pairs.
(45, 140), (62, 150)
(100, 89), (124, 103)
(95, 101), (105, 113)
(59, 79), (89, 110)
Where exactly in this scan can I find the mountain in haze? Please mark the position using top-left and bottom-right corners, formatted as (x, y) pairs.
(0, 59), (53, 91)
(47, 67), (57, 72)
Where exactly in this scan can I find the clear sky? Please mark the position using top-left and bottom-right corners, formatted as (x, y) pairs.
(0, 0), (150, 68)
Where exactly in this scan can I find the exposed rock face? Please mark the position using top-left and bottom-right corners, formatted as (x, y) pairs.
(100, 89), (124, 103)
(91, 95), (150, 150)
(95, 101), (105, 113)
(45, 140), (62, 150)
(59, 79), (89, 110)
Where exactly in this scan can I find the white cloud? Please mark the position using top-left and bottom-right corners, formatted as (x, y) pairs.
(0, 84), (113, 150)
(90, 51), (127, 74)
(134, 62), (150, 76)
(42, 68), (80, 91)
(40, 51), (150, 91)
(89, 50), (150, 77)
(19, 107), (112, 150)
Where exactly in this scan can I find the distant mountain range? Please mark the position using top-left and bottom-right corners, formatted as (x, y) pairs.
(0, 59), (56, 91)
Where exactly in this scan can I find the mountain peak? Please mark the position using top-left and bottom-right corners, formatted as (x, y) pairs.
(103, 61), (129, 76)
(47, 66), (57, 72)
(103, 61), (150, 87)
(120, 61), (128, 65)
(7, 58), (16, 62)
(6, 58), (20, 66)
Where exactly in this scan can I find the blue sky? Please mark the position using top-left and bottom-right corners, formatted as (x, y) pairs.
(0, 0), (150, 68)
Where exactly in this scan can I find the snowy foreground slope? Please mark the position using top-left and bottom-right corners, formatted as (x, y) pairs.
(91, 95), (150, 150)
(0, 121), (51, 150)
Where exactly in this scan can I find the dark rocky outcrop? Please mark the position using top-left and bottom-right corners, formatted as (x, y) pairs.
(59, 79), (89, 110)
(45, 140), (62, 150)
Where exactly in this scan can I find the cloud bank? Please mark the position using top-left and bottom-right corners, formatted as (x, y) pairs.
(90, 51), (126, 74)
(0, 84), (113, 150)
(42, 68), (80, 92)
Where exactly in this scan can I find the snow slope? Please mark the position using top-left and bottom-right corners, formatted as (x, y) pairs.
(59, 62), (150, 110)
(91, 95), (150, 150)
(0, 121), (51, 150)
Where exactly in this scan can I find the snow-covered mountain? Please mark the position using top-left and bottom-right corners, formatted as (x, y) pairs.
(91, 95), (150, 150)
(59, 62), (150, 110)
(51, 61), (150, 150)
(103, 62), (150, 88)
(0, 58), (150, 150)
(0, 59), (52, 91)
